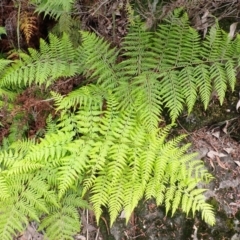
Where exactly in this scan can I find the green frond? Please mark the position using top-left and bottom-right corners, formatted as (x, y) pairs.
(200, 203), (216, 226)
(151, 14), (198, 71)
(80, 31), (119, 89)
(119, 19), (153, 75)
(210, 62), (227, 104)
(202, 23), (223, 61)
(0, 149), (22, 168)
(58, 140), (90, 198)
(39, 192), (87, 240)
(0, 203), (29, 240)
(179, 66), (197, 113)
(51, 12), (81, 47)
(202, 23), (234, 62)
(7, 160), (43, 175)
(160, 71), (184, 121)
(0, 33), (78, 88)
(9, 138), (35, 155)
(89, 172), (110, 223)
(30, 0), (75, 19)
(194, 64), (211, 109)
(108, 177), (125, 225)
(225, 60), (236, 91)
(27, 131), (73, 163)
(165, 185), (177, 215)
(131, 72), (162, 131)
(123, 177), (144, 222)
(0, 173), (10, 200)
(0, 87), (17, 101)
(0, 174), (56, 239)
(55, 84), (106, 111)
(45, 114), (58, 134)
(0, 59), (12, 72)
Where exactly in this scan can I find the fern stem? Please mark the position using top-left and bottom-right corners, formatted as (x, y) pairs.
(17, 0), (21, 50)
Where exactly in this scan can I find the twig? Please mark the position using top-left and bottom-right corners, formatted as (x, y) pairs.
(86, 209), (89, 240)
(91, 0), (109, 16)
(95, 228), (100, 240)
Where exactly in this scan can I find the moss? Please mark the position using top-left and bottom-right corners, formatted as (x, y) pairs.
(226, 218), (234, 230)
(208, 197), (219, 211)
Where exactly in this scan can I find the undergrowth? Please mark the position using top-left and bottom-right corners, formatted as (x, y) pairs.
(1, 7), (239, 239)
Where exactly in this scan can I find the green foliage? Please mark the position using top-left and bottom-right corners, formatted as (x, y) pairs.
(0, 134), (88, 239)
(2, 9), (240, 238)
(30, 0), (75, 19)
(0, 33), (79, 89)
(50, 13), (82, 47)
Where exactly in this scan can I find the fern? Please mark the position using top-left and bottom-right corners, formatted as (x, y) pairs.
(38, 190), (88, 240)
(0, 33), (78, 88)
(2, 9), (240, 238)
(51, 88), (215, 226)
(20, 11), (38, 44)
(30, 0), (75, 19)
(51, 12), (81, 47)
(1, 11), (238, 120)
(0, 130), (88, 239)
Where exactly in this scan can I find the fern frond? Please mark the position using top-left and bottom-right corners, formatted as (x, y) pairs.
(30, 0), (75, 19)
(0, 149), (23, 168)
(0, 33), (78, 88)
(0, 173), (10, 200)
(0, 87), (17, 101)
(131, 72), (162, 131)
(80, 31), (119, 89)
(0, 59), (12, 72)
(225, 59), (236, 91)
(39, 191), (87, 240)
(55, 84), (106, 111)
(210, 62), (227, 104)
(0, 174), (56, 239)
(89, 172), (110, 222)
(45, 114), (58, 134)
(152, 13), (200, 71)
(51, 12), (81, 47)
(194, 64), (211, 109)
(123, 176), (144, 222)
(27, 131), (73, 163)
(58, 140), (90, 198)
(108, 176), (125, 225)
(119, 19), (154, 75)
(160, 71), (184, 121)
(179, 66), (197, 113)
(20, 11), (38, 44)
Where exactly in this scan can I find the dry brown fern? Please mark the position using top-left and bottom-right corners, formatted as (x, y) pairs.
(20, 11), (38, 44)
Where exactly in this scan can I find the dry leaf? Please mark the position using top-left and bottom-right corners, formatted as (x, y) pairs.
(229, 22), (238, 39)
(222, 120), (229, 134)
(201, 10), (209, 23)
(234, 161), (240, 167)
(216, 155), (228, 169)
(119, 210), (126, 219)
(236, 99), (240, 112)
(207, 150), (218, 159)
(211, 131), (220, 139)
(207, 151), (228, 169)
(218, 153), (227, 158)
(223, 147), (233, 154)
(75, 235), (86, 240)
(201, 10), (209, 38)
